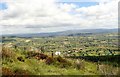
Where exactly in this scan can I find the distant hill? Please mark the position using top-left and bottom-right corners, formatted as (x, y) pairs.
(2, 28), (118, 38)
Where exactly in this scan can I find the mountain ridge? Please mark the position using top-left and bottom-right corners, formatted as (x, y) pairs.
(2, 28), (118, 37)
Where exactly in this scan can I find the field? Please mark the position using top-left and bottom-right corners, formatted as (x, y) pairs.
(1, 32), (120, 75)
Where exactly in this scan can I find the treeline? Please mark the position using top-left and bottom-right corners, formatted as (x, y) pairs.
(68, 55), (120, 67)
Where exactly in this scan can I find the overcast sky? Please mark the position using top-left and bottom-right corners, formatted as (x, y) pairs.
(0, 0), (119, 34)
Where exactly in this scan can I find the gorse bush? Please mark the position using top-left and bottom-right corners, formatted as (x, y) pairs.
(2, 47), (15, 58)
(26, 52), (48, 60)
(2, 67), (15, 75)
(56, 56), (67, 63)
(37, 53), (48, 60)
(44, 56), (72, 68)
(54, 56), (72, 68)
(2, 47), (16, 65)
(45, 57), (54, 65)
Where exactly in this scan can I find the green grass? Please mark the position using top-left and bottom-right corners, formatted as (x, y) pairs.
(2, 33), (120, 75)
(2, 47), (119, 75)
(2, 51), (100, 75)
(2, 58), (85, 75)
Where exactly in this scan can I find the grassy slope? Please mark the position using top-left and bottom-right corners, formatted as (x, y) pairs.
(2, 47), (100, 75)
(3, 58), (98, 75)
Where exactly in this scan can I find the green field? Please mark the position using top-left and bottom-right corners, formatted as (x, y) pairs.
(1, 32), (120, 75)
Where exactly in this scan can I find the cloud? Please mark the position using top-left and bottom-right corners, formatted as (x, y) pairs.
(0, 0), (119, 34)
(75, 0), (118, 27)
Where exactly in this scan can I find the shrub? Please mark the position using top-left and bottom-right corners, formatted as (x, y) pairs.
(45, 57), (54, 65)
(17, 56), (25, 62)
(59, 62), (71, 68)
(56, 56), (67, 63)
(26, 51), (36, 59)
(14, 69), (31, 75)
(26, 52), (48, 60)
(74, 60), (85, 70)
(2, 58), (13, 65)
(2, 47), (15, 64)
(37, 53), (48, 60)
(55, 56), (71, 68)
(2, 47), (15, 58)
(98, 64), (115, 75)
(2, 67), (15, 75)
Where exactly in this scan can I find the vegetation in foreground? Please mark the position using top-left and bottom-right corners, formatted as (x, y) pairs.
(2, 46), (119, 75)
(1, 32), (120, 75)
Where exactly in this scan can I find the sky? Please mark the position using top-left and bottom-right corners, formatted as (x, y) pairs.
(0, 0), (119, 34)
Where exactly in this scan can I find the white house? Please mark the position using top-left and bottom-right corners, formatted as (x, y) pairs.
(55, 51), (61, 55)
